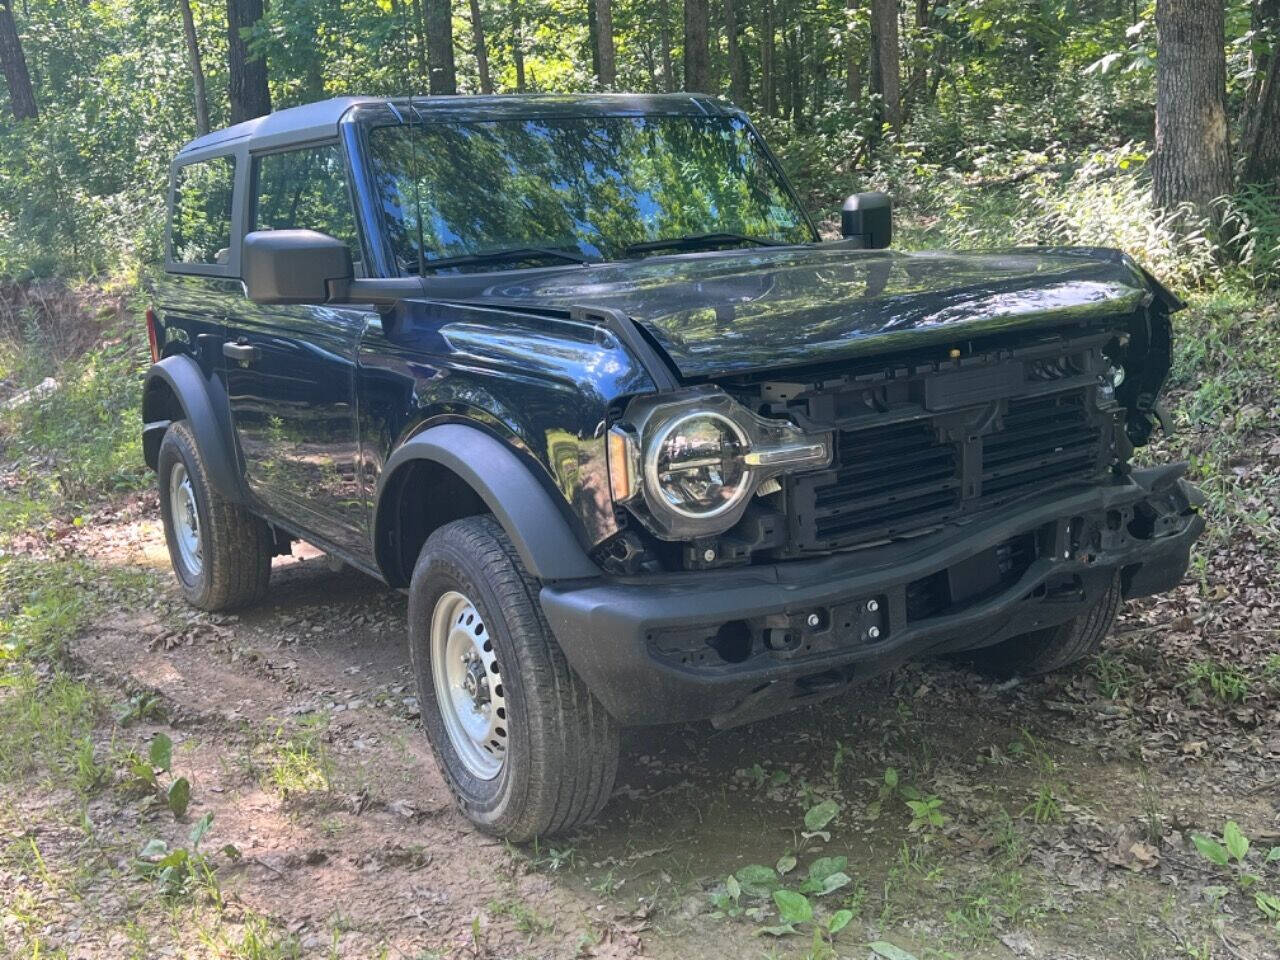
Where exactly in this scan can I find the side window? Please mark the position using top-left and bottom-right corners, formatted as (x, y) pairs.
(252, 143), (362, 270)
(170, 156), (236, 266)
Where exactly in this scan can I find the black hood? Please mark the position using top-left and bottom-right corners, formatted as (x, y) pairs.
(423, 244), (1162, 379)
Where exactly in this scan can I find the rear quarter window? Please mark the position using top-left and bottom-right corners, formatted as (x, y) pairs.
(170, 155), (236, 266)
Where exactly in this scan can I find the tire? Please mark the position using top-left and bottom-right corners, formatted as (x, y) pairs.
(408, 515), (619, 841)
(965, 576), (1122, 679)
(157, 420), (272, 612)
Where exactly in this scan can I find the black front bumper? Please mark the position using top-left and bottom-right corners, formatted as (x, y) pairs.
(541, 464), (1204, 728)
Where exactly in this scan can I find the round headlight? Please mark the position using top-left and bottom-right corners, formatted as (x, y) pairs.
(646, 412), (751, 518)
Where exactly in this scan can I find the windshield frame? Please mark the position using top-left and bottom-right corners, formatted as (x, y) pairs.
(344, 100), (820, 278)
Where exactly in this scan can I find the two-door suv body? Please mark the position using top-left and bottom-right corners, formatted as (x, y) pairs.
(144, 94), (1204, 839)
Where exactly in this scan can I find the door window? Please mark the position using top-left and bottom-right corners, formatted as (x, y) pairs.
(170, 155), (236, 266)
(252, 143), (362, 271)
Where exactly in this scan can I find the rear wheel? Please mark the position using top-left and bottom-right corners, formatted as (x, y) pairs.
(408, 515), (619, 841)
(965, 576), (1122, 679)
(157, 420), (272, 611)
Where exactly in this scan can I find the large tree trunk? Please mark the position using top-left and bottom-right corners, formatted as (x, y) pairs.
(761, 0), (775, 114)
(683, 0), (711, 92)
(1153, 0), (1232, 222)
(227, 0), (270, 123)
(0, 0), (35, 120)
(1242, 0), (1280, 185)
(724, 0), (747, 105)
(424, 0), (457, 94)
(467, 0), (492, 92)
(869, 0), (900, 131)
(178, 0), (210, 135)
(510, 0), (526, 91)
(595, 0), (617, 87)
(658, 0), (676, 91)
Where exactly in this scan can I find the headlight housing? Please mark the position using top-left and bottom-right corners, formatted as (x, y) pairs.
(607, 389), (831, 538)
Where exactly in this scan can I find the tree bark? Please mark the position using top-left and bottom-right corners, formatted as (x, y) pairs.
(227, 0), (270, 123)
(1153, 0), (1233, 222)
(658, 0), (676, 91)
(869, 0), (900, 131)
(683, 0), (711, 92)
(177, 0), (210, 135)
(510, 0), (526, 91)
(411, 0), (431, 89)
(424, 0), (457, 94)
(1242, 0), (1280, 185)
(0, 0), (35, 120)
(595, 0), (617, 88)
(761, 0), (775, 114)
(467, 0), (492, 92)
(724, 0), (747, 105)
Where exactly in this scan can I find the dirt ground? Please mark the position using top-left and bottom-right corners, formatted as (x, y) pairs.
(3, 487), (1279, 960)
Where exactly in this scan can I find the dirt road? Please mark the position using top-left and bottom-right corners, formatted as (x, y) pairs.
(5, 489), (1279, 959)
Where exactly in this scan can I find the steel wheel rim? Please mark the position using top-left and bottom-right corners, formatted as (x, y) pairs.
(429, 590), (507, 780)
(168, 463), (203, 577)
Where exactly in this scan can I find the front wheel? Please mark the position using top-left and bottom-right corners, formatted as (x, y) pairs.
(408, 516), (619, 841)
(965, 576), (1122, 679)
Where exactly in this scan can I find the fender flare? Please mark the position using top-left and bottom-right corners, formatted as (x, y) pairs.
(142, 354), (245, 503)
(375, 423), (603, 583)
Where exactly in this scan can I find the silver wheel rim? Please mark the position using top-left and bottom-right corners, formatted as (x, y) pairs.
(168, 463), (203, 577)
(430, 590), (507, 780)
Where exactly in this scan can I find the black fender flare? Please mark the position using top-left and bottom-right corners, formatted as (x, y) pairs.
(141, 354), (245, 503)
(375, 423), (603, 583)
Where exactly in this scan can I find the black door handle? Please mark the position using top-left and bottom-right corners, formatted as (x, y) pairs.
(223, 341), (259, 363)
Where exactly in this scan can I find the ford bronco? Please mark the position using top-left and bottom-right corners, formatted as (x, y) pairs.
(143, 94), (1204, 840)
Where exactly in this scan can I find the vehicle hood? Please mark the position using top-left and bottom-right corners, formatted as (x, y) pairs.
(446, 244), (1164, 379)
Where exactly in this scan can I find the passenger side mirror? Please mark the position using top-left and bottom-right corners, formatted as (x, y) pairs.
(840, 192), (893, 249)
(243, 229), (425, 307)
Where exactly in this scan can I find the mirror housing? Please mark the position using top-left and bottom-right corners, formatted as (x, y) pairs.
(242, 229), (425, 307)
(840, 192), (893, 249)
(243, 230), (352, 304)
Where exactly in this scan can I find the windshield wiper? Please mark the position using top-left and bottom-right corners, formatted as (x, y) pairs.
(417, 246), (594, 273)
(623, 232), (787, 257)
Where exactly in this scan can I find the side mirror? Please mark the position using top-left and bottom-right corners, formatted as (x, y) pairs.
(242, 229), (426, 307)
(840, 192), (893, 249)
(243, 230), (353, 304)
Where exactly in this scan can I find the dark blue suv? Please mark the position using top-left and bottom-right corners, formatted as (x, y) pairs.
(143, 94), (1204, 839)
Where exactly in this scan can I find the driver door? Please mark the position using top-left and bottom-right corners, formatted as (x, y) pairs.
(224, 142), (371, 557)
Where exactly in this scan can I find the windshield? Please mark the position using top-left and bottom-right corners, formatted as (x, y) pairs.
(366, 114), (815, 273)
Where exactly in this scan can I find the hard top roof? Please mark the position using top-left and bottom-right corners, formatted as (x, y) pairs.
(175, 93), (739, 159)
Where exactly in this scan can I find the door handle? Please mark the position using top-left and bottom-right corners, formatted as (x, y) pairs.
(222, 341), (259, 363)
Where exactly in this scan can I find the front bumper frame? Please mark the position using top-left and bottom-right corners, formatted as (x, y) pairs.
(541, 464), (1204, 728)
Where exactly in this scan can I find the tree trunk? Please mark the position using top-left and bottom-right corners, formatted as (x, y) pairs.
(510, 0), (526, 91)
(587, 0), (602, 79)
(1153, 0), (1233, 223)
(1242, 0), (1280, 185)
(0, 0), (35, 120)
(227, 0), (270, 123)
(411, 0), (431, 89)
(761, 0), (775, 114)
(658, 0), (676, 91)
(869, 0), (900, 131)
(468, 0), (492, 92)
(424, 0), (457, 94)
(844, 0), (861, 103)
(177, 0), (210, 135)
(724, 0), (746, 105)
(683, 0), (711, 92)
(595, 0), (617, 88)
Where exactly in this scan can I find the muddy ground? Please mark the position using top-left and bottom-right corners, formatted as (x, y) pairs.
(3, 486), (1279, 960)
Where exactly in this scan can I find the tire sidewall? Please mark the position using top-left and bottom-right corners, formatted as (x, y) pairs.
(408, 534), (535, 834)
(157, 425), (212, 605)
